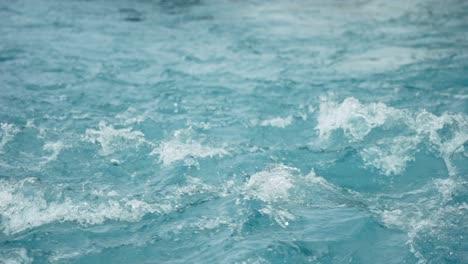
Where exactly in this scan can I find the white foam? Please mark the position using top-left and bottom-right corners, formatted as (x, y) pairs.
(360, 136), (419, 175)
(154, 141), (228, 165)
(316, 97), (402, 141)
(0, 248), (32, 264)
(84, 121), (146, 155)
(0, 123), (19, 152)
(317, 97), (468, 175)
(433, 178), (458, 201)
(0, 179), (163, 234)
(152, 129), (228, 165)
(412, 111), (468, 176)
(372, 177), (467, 263)
(421, 112), (467, 155)
(259, 115), (293, 128)
(41, 141), (65, 165)
(110, 159), (121, 165)
(245, 165), (297, 202)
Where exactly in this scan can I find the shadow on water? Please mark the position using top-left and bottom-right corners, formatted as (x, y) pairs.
(119, 8), (144, 22)
(118, 0), (202, 22)
(158, 0), (202, 14)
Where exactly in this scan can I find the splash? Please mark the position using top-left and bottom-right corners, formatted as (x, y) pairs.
(84, 121), (146, 155)
(259, 115), (293, 128)
(242, 165), (343, 227)
(317, 97), (468, 175)
(316, 97), (402, 141)
(0, 178), (163, 235)
(245, 165), (296, 202)
(0, 248), (32, 264)
(40, 141), (66, 165)
(152, 129), (228, 165)
(0, 123), (19, 152)
(369, 177), (466, 263)
(360, 136), (419, 175)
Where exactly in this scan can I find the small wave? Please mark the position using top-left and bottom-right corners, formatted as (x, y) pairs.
(245, 165), (297, 202)
(360, 136), (419, 175)
(40, 141), (66, 165)
(0, 248), (32, 264)
(258, 115), (293, 128)
(0, 178), (163, 235)
(317, 97), (402, 141)
(369, 177), (466, 263)
(317, 97), (468, 175)
(84, 121), (146, 155)
(0, 123), (19, 152)
(242, 164), (345, 227)
(152, 129), (228, 165)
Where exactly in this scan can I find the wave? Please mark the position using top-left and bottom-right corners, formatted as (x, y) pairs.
(316, 97), (468, 176)
(84, 121), (146, 156)
(258, 115), (293, 128)
(0, 178), (163, 235)
(40, 141), (66, 165)
(151, 128), (228, 165)
(0, 123), (19, 153)
(0, 248), (32, 264)
(367, 177), (467, 263)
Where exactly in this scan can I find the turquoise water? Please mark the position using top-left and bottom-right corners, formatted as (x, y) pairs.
(1, 0), (468, 263)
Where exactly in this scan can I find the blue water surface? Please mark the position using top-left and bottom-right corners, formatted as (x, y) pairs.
(0, 0), (467, 263)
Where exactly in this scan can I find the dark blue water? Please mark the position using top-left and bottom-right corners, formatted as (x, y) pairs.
(0, 0), (467, 263)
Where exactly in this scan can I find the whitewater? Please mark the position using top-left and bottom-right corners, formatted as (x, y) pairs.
(0, 0), (467, 263)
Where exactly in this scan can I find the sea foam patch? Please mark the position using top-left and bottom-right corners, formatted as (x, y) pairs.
(259, 115), (293, 128)
(84, 121), (146, 155)
(245, 165), (296, 202)
(0, 123), (19, 152)
(152, 129), (228, 165)
(0, 248), (32, 264)
(360, 136), (420, 175)
(0, 178), (163, 234)
(40, 141), (66, 165)
(316, 97), (403, 141)
(316, 97), (468, 175)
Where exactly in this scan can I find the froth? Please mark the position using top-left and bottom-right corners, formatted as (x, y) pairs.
(243, 165), (341, 227)
(41, 141), (66, 165)
(245, 165), (296, 202)
(371, 177), (466, 263)
(259, 115), (293, 128)
(84, 121), (146, 155)
(0, 248), (32, 264)
(317, 97), (468, 175)
(317, 97), (400, 141)
(0, 179), (162, 235)
(152, 129), (228, 165)
(0, 123), (19, 152)
(360, 136), (419, 175)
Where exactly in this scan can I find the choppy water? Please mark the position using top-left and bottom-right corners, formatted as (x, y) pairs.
(1, 0), (468, 263)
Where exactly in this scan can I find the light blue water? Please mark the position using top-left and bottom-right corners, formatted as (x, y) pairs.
(1, 0), (467, 263)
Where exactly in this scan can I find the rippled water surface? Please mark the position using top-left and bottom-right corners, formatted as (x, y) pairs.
(1, 0), (468, 263)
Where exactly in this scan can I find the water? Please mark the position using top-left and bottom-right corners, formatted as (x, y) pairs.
(0, 0), (467, 263)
